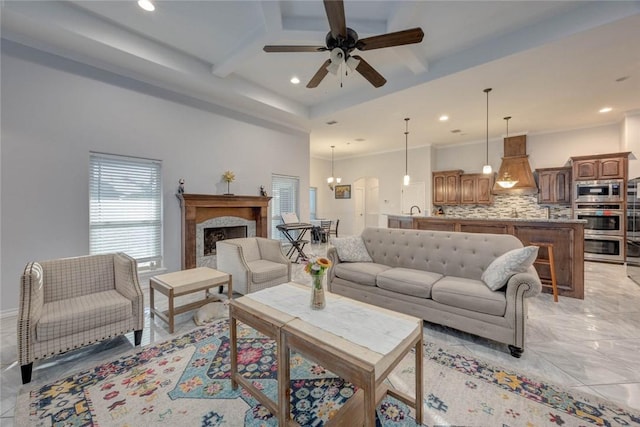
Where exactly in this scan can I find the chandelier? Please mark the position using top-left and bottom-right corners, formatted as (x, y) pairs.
(327, 145), (341, 190)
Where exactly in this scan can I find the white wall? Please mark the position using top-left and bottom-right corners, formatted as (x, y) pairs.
(435, 123), (625, 173)
(310, 147), (433, 235)
(1, 48), (310, 313)
(622, 112), (640, 179)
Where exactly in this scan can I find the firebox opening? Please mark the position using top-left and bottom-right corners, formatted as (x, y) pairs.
(204, 226), (247, 256)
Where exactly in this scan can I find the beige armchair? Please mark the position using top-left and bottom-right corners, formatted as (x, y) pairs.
(216, 237), (291, 295)
(18, 253), (144, 384)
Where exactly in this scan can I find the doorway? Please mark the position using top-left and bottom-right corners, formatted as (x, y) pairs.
(353, 177), (380, 235)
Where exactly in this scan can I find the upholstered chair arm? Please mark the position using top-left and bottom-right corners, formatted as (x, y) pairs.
(18, 262), (44, 365)
(326, 247), (341, 290)
(114, 253), (144, 329)
(505, 269), (543, 300)
(216, 241), (251, 295)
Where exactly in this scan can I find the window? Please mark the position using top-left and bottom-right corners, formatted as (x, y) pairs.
(89, 153), (162, 271)
(309, 187), (317, 220)
(271, 174), (299, 240)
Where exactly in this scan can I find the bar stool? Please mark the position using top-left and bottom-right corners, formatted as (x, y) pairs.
(530, 242), (559, 302)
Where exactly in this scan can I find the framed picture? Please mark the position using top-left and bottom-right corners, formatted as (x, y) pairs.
(335, 184), (351, 199)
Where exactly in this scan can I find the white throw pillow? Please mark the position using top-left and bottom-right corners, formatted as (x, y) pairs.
(332, 236), (373, 262)
(481, 246), (539, 291)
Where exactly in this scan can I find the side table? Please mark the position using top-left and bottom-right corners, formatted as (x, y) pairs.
(150, 267), (232, 333)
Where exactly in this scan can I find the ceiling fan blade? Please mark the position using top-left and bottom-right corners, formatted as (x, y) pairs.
(357, 28), (424, 51)
(307, 59), (332, 88)
(323, 0), (346, 39)
(352, 55), (386, 88)
(264, 45), (327, 53)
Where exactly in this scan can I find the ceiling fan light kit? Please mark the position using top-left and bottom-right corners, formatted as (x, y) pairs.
(263, 0), (424, 89)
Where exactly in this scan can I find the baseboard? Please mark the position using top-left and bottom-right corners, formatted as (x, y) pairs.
(1, 308), (18, 320)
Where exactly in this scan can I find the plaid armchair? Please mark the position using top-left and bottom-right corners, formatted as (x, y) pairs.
(18, 253), (144, 384)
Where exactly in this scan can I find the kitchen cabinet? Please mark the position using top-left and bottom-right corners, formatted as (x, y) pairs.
(433, 170), (462, 205)
(460, 173), (493, 205)
(571, 153), (630, 181)
(387, 216), (414, 230)
(387, 215), (585, 299)
(536, 167), (572, 205)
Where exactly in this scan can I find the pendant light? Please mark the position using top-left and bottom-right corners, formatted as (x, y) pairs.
(482, 88), (493, 174)
(496, 116), (519, 189)
(327, 145), (341, 191)
(403, 118), (411, 186)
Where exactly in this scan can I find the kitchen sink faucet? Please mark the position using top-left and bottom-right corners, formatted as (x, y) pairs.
(410, 205), (421, 215)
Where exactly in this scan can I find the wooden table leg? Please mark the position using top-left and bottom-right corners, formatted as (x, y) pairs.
(168, 289), (175, 333)
(227, 275), (233, 300)
(230, 311), (238, 390)
(415, 335), (423, 425)
(278, 328), (290, 426)
(364, 376), (376, 427)
(149, 282), (155, 319)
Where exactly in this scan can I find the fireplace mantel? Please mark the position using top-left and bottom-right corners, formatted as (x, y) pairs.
(177, 194), (272, 269)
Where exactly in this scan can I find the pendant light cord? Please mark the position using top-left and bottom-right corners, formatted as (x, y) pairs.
(404, 118), (409, 176)
(484, 88), (491, 165)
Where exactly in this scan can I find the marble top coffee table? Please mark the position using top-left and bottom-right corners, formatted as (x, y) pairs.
(229, 282), (423, 426)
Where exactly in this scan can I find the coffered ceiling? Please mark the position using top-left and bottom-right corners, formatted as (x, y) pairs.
(2, 1), (639, 159)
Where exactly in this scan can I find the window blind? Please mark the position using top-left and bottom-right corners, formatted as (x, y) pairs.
(271, 174), (299, 240)
(89, 153), (162, 270)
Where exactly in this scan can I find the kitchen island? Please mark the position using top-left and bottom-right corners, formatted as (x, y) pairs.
(387, 215), (585, 299)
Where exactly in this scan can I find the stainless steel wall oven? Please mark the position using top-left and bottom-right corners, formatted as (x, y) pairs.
(575, 201), (625, 263)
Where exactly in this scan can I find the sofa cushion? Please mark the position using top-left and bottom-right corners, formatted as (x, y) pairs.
(481, 246), (539, 291)
(37, 290), (132, 341)
(334, 262), (391, 287)
(332, 236), (373, 262)
(376, 268), (443, 298)
(248, 260), (289, 284)
(431, 277), (506, 316)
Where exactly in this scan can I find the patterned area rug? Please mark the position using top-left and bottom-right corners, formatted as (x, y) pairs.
(15, 319), (640, 426)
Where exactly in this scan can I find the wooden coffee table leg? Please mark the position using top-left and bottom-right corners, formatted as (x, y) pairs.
(278, 329), (290, 426)
(227, 276), (233, 300)
(415, 336), (423, 425)
(364, 376), (376, 427)
(168, 289), (175, 333)
(149, 282), (155, 319)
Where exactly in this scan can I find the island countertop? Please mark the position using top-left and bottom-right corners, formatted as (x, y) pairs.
(387, 215), (585, 299)
(385, 214), (586, 224)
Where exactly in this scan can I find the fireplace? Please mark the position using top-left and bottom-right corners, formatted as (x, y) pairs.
(178, 194), (271, 269)
(203, 225), (248, 255)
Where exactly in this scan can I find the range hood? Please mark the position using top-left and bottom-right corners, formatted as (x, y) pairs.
(492, 135), (538, 195)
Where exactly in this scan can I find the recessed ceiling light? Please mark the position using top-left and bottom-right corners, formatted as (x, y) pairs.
(290, 76), (300, 85)
(138, 0), (155, 11)
(599, 107), (613, 113)
(439, 115), (449, 121)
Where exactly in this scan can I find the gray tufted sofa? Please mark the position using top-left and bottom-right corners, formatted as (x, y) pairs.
(327, 227), (542, 357)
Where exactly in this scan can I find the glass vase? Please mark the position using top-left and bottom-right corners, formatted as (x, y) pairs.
(310, 273), (326, 310)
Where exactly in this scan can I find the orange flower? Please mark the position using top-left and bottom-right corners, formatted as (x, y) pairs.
(317, 257), (331, 268)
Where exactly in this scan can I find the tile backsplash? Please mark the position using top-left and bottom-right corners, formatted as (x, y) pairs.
(441, 194), (573, 219)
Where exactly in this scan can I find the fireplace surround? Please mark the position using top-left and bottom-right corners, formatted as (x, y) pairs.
(177, 194), (271, 269)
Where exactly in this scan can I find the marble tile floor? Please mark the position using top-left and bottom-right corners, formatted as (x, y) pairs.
(1, 246), (639, 425)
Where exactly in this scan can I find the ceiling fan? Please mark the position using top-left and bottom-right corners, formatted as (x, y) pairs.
(263, 0), (424, 88)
